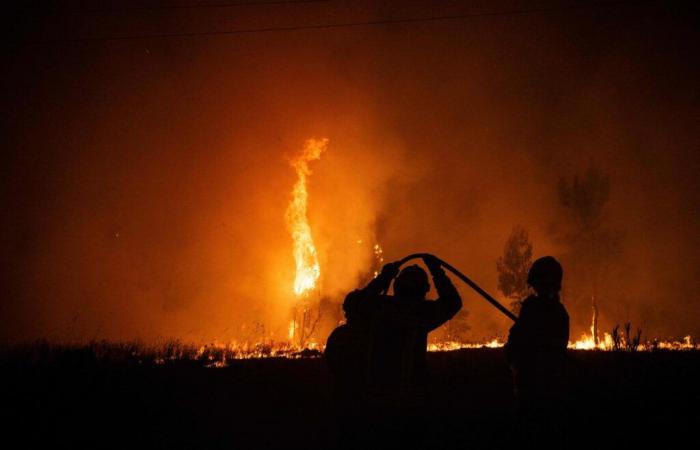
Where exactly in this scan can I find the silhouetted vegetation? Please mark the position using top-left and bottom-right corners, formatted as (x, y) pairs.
(610, 323), (643, 352)
(496, 225), (533, 314)
(556, 166), (623, 344)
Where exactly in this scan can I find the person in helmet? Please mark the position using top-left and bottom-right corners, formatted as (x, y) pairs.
(505, 256), (569, 447)
(326, 254), (462, 449)
(345, 255), (461, 391)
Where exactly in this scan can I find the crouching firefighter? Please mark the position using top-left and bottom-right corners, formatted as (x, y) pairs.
(325, 254), (462, 449)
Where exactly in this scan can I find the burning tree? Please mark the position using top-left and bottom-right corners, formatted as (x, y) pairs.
(285, 138), (328, 347)
(496, 226), (533, 314)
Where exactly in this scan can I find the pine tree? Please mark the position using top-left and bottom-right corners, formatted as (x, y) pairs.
(496, 226), (533, 314)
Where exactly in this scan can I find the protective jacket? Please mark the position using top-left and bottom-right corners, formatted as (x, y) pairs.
(341, 267), (461, 390)
(505, 294), (569, 399)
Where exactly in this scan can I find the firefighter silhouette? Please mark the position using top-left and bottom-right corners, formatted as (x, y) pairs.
(326, 254), (462, 449)
(505, 256), (569, 448)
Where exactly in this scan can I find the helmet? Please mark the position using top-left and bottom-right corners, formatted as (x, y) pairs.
(527, 256), (563, 292)
(393, 265), (430, 300)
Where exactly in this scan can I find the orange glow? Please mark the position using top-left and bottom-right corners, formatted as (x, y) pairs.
(285, 138), (328, 297)
(206, 335), (697, 364)
(428, 338), (504, 351)
(142, 335), (699, 368)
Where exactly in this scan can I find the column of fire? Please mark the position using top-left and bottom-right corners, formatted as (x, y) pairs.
(285, 138), (328, 345)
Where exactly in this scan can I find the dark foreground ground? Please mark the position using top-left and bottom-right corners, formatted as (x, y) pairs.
(2, 347), (698, 449)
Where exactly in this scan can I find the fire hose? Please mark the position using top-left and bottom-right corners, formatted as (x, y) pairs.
(393, 253), (517, 322)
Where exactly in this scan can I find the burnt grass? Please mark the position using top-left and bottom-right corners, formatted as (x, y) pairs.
(1, 346), (698, 449)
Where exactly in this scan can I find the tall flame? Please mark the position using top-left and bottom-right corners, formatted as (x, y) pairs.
(285, 138), (328, 296)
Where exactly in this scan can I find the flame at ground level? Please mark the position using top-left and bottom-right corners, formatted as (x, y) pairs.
(172, 335), (699, 367)
(20, 336), (697, 369)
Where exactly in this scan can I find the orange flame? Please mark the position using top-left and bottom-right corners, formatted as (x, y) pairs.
(285, 138), (328, 297)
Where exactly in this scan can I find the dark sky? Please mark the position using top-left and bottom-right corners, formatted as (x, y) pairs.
(2, 0), (699, 343)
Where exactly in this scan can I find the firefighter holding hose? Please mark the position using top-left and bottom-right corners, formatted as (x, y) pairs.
(326, 254), (462, 449)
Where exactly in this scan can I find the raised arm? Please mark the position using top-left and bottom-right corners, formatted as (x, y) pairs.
(420, 255), (462, 331)
(342, 262), (400, 321)
(363, 261), (400, 295)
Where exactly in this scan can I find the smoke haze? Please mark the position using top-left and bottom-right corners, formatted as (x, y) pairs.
(2, 0), (698, 343)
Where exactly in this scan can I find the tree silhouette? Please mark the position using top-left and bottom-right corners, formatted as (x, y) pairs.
(558, 166), (610, 231)
(496, 226), (533, 314)
(557, 165), (622, 344)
